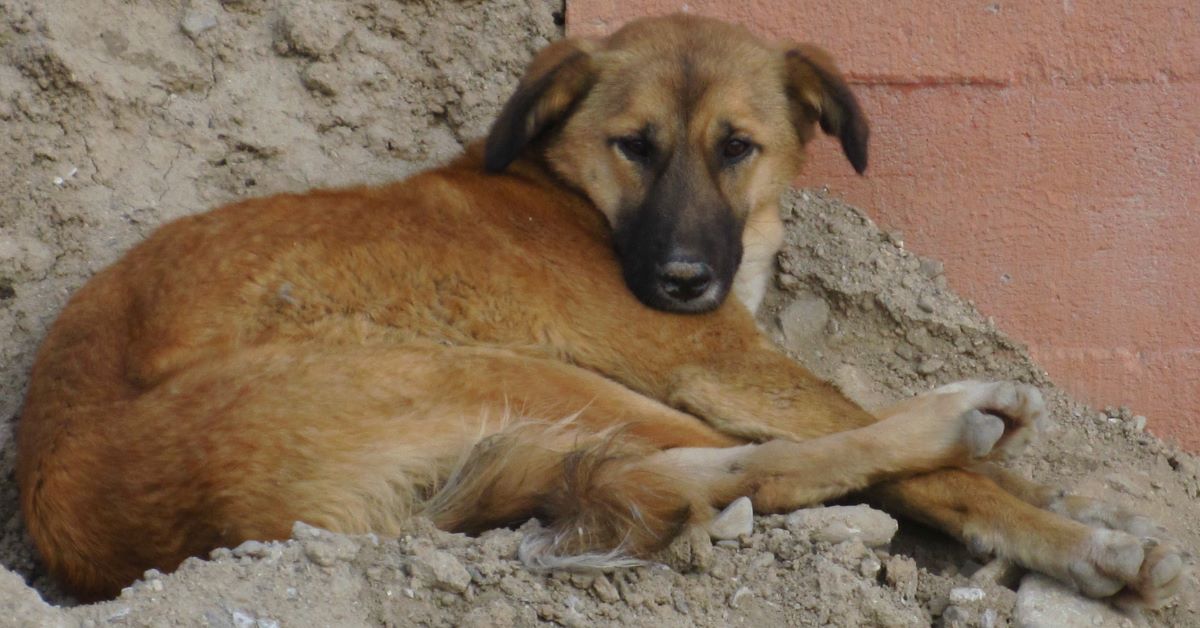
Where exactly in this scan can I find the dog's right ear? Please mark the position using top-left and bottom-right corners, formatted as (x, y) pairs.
(484, 39), (597, 173)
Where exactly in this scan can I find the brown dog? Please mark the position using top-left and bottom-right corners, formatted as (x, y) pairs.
(18, 15), (1183, 604)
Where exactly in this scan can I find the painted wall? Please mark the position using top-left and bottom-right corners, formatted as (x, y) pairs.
(567, 1), (1200, 449)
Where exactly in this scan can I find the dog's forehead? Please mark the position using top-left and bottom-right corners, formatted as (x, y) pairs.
(591, 20), (786, 130)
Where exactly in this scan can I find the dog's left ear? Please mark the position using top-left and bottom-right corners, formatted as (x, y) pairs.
(783, 44), (869, 174)
(485, 39), (597, 172)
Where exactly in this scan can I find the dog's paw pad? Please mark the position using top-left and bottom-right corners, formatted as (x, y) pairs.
(963, 409), (1006, 459)
(1116, 540), (1188, 608)
(1069, 529), (1144, 598)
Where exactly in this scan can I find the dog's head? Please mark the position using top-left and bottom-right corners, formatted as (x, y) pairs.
(485, 15), (868, 313)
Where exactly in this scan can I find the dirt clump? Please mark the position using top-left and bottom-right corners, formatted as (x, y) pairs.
(0, 1), (1196, 626)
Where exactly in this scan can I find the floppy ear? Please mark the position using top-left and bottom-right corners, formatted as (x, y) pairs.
(783, 44), (869, 174)
(484, 39), (597, 172)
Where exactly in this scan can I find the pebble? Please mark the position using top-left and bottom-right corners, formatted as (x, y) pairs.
(180, 10), (218, 39)
(409, 544), (472, 592)
(786, 505), (898, 548)
(707, 496), (753, 540)
(917, 293), (937, 313)
(278, 2), (351, 58)
(919, 257), (945, 279)
(729, 586), (752, 609)
(1132, 415), (1147, 431)
(778, 292), (831, 350)
(884, 555), (918, 599)
(917, 356), (945, 375)
(591, 574), (620, 603)
(949, 586), (985, 604)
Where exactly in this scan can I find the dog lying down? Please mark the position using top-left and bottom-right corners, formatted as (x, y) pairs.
(17, 14), (1185, 605)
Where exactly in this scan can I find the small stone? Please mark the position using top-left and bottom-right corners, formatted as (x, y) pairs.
(787, 505), (898, 548)
(707, 496), (753, 540)
(180, 10), (218, 39)
(1132, 415), (1147, 431)
(942, 605), (970, 627)
(917, 356), (945, 375)
(884, 555), (918, 599)
(778, 292), (831, 350)
(859, 554), (882, 578)
(278, 2), (351, 58)
(232, 540), (268, 558)
(409, 544), (472, 592)
(655, 524), (713, 572)
(949, 586), (986, 604)
(917, 293), (937, 313)
(1105, 472), (1144, 497)
(591, 574), (620, 603)
(300, 62), (341, 96)
(729, 586), (752, 609)
(919, 257), (944, 279)
(970, 558), (1022, 589)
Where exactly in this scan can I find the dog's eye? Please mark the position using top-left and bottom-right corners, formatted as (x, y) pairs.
(722, 138), (753, 162)
(614, 136), (653, 161)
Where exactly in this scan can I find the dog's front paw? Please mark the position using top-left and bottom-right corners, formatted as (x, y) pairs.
(880, 380), (1047, 467)
(1042, 489), (1190, 607)
(940, 380), (1047, 461)
(1068, 530), (1188, 607)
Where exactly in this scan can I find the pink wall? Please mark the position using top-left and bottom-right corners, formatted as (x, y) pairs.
(568, 1), (1200, 450)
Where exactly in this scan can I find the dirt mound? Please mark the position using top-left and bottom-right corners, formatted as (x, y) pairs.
(0, 1), (1196, 626)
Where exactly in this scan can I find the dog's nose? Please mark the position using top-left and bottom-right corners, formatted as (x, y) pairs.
(658, 260), (714, 302)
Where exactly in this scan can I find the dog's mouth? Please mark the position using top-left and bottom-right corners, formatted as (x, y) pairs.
(619, 258), (732, 314)
(652, 281), (725, 313)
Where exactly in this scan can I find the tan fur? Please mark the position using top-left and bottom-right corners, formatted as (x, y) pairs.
(18, 15), (1181, 606)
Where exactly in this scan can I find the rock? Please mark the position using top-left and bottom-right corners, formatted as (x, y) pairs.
(278, 2), (351, 58)
(302, 535), (359, 567)
(786, 505), (898, 548)
(778, 291), (831, 350)
(917, 356), (945, 375)
(970, 558), (1023, 589)
(728, 586), (752, 609)
(591, 574), (620, 603)
(949, 587), (986, 604)
(180, 10), (218, 40)
(884, 555), (918, 599)
(656, 524), (714, 572)
(1015, 573), (1134, 628)
(707, 496), (753, 540)
(919, 257), (945, 279)
(410, 543), (472, 592)
(300, 62), (341, 96)
(917, 293), (937, 313)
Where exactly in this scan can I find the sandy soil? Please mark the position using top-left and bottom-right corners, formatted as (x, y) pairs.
(0, 1), (1196, 626)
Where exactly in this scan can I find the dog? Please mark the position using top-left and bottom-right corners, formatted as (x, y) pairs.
(18, 14), (1183, 604)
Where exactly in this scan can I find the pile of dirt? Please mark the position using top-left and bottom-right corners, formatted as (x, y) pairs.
(0, 1), (1196, 626)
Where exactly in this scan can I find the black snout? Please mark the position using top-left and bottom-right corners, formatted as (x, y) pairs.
(658, 259), (714, 303)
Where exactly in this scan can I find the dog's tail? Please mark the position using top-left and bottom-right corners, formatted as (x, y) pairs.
(422, 420), (711, 570)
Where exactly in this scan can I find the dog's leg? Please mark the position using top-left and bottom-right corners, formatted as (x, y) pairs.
(601, 314), (1185, 604)
(869, 469), (1186, 606)
(424, 384), (1031, 568)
